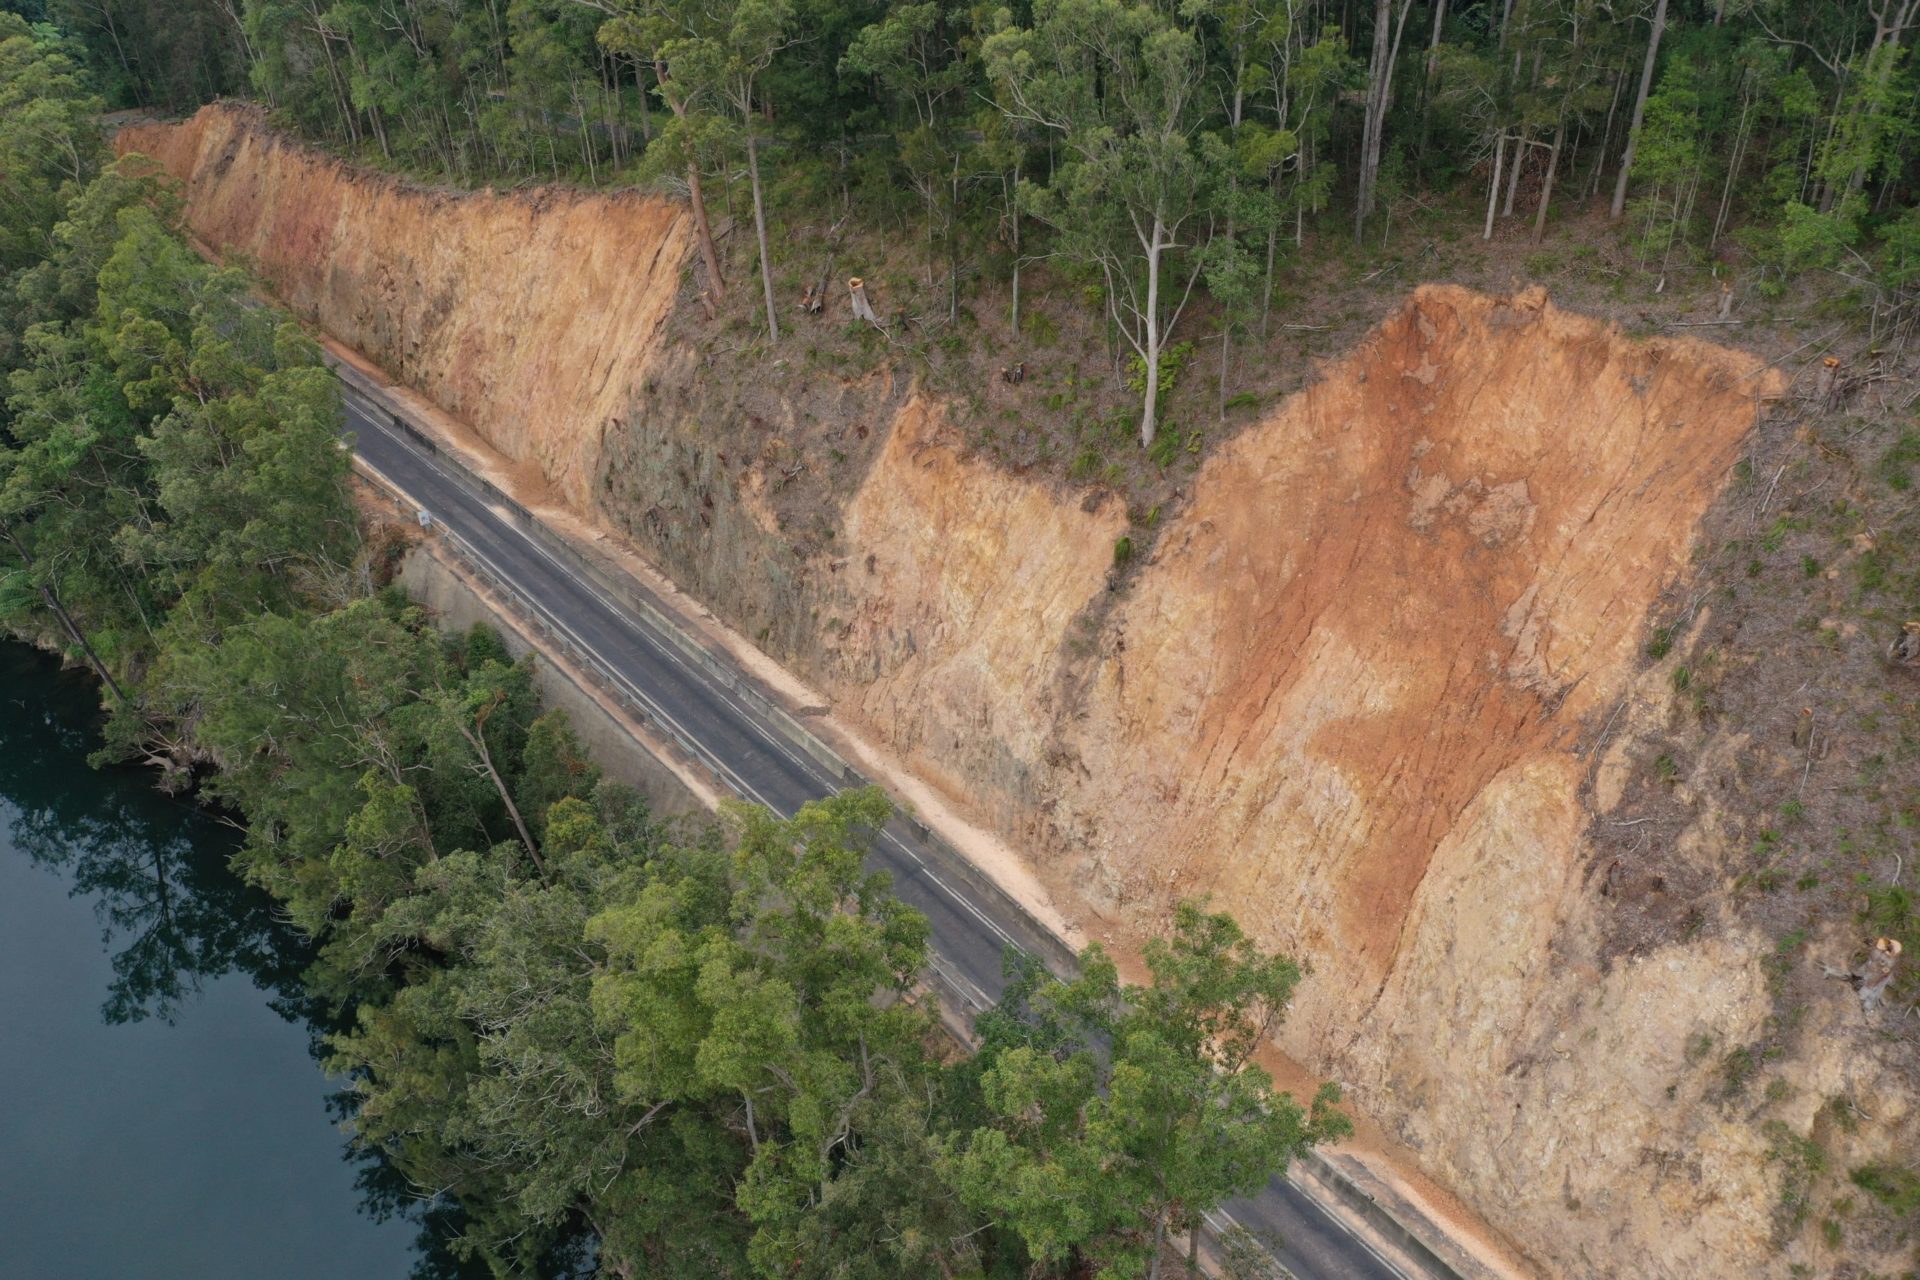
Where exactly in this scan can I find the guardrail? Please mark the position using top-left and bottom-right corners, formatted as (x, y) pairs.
(336, 361), (1469, 1280)
(337, 366), (1080, 982)
(1293, 1153), (1477, 1280)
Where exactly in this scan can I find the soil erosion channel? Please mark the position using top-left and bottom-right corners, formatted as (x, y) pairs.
(124, 104), (1818, 1279)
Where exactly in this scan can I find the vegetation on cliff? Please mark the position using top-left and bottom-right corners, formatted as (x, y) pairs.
(0, 17), (1346, 1277)
(29, 0), (1920, 447)
(12, 0), (1920, 1268)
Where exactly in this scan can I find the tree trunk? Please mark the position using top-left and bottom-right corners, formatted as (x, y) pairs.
(1260, 210), (1278, 338)
(1483, 129), (1505, 239)
(310, 7), (359, 147)
(1, 521), (128, 705)
(1610, 0), (1669, 221)
(745, 129), (780, 342)
(634, 57), (652, 144)
(1710, 77), (1754, 248)
(1147, 1208), (1170, 1280)
(742, 1091), (761, 1154)
(1502, 131), (1525, 216)
(948, 157), (961, 324)
(460, 709), (544, 876)
(1008, 161), (1022, 335)
(849, 277), (881, 325)
(370, 102), (392, 161)
(1140, 219), (1164, 449)
(1588, 66), (1625, 198)
(656, 64), (724, 304)
(1217, 327), (1230, 421)
(1355, 0), (1415, 239)
(1532, 120), (1564, 241)
(1417, 0), (1448, 162)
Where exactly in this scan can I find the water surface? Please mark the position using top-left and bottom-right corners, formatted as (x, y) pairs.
(0, 641), (438, 1279)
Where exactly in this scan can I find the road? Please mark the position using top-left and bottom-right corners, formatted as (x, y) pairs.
(341, 381), (1410, 1280)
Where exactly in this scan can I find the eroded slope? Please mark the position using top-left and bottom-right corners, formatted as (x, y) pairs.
(124, 107), (1920, 1279)
(1057, 288), (1765, 1039)
(119, 105), (686, 507)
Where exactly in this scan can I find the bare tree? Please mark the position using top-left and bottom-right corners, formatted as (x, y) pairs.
(1609, 0), (1668, 221)
(1355, 0), (1417, 239)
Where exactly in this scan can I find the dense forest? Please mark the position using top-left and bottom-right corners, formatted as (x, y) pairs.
(8, 0), (1920, 1270)
(0, 13), (1351, 1277)
(12, 0), (1920, 444)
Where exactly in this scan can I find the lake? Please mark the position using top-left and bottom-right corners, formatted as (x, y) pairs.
(0, 640), (471, 1280)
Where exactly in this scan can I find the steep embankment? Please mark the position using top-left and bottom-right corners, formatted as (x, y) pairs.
(125, 105), (1919, 1279)
(118, 106), (687, 509)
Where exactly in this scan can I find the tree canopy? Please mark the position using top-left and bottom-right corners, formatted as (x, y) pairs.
(49, 0), (1912, 444)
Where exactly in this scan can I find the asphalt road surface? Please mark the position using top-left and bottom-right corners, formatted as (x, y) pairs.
(342, 381), (1410, 1280)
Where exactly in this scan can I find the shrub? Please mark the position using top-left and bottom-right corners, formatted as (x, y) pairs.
(1126, 340), (1197, 396)
(1851, 1164), (1920, 1217)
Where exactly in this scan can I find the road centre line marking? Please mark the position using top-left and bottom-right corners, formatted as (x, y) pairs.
(354, 403), (1014, 994)
(345, 391), (1394, 1278)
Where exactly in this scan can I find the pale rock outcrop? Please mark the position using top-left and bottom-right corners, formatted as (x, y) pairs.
(127, 105), (1920, 1278)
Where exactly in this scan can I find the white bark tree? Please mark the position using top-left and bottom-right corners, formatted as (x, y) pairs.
(1609, 0), (1668, 220)
(983, 0), (1226, 449)
(1354, 0), (1416, 239)
(648, 0), (796, 341)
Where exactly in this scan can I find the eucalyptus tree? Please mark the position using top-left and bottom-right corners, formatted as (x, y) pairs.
(605, 0), (797, 341)
(1232, 0), (1348, 331)
(840, 0), (972, 319)
(1609, 0), (1669, 220)
(595, 5), (729, 308)
(590, 788), (945, 1276)
(953, 901), (1350, 1280)
(982, 0), (1230, 449)
(0, 15), (103, 300)
(1353, 0), (1416, 239)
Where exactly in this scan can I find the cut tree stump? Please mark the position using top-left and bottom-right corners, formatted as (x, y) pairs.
(849, 277), (880, 326)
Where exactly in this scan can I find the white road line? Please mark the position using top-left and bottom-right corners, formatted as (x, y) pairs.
(1202, 1186), (1415, 1280)
(351, 395), (827, 787)
(350, 396), (1408, 1280)
(355, 408), (1013, 1004)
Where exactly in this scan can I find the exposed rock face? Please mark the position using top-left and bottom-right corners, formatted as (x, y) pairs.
(118, 105), (686, 508)
(1049, 288), (1757, 1041)
(126, 105), (1920, 1279)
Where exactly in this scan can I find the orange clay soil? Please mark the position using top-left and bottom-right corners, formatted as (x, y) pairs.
(119, 104), (687, 510)
(129, 106), (1850, 1280)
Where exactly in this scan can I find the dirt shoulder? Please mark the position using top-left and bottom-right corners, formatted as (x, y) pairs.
(323, 332), (1542, 1280)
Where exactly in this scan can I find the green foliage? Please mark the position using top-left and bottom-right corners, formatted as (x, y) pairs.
(954, 901), (1347, 1273)
(18, 1), (1920, 1272)
(18, 0), (1916, 467)
(1720, 1045), (1758, 1098)
(1773, 199), (1864, 274)
(982, 0), (1234, 446)
(1, 142), (356, 748)
(1125, 339), (1197, 397)
(1875, 429), (1920, 492)
(1851, 1164), (1920, 1218)
(1762, 1120), (1827, 1238)
(0, 12), (105, 366)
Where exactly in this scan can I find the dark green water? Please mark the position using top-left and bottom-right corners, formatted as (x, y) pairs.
(0, 640), (462, 1279)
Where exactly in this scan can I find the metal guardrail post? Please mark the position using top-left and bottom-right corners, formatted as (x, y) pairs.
(345, 370), (1462, 1280)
